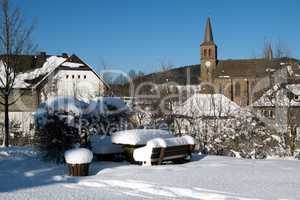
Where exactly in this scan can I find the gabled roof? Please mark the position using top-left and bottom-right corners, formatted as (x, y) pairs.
(252, 83), (300, 107)
(0, 53), (109, 89)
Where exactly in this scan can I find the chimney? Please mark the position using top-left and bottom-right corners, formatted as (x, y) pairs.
(62, 53), (68, 58)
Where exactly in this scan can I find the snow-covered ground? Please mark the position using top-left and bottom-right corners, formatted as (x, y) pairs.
(0, 147), (299, 200)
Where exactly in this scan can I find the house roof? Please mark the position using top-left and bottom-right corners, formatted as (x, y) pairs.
(214, 57), (299, 79)
(252, 83), (300, 107)
(0, 53), (109, 89)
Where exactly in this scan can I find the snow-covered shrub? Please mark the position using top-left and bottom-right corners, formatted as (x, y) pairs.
(34, 114), (81, 163)
(64, 148), (93, 164)
(34, 97), (86, 163)
(178, 108), (288, 159)
(81, 97), (131, 136)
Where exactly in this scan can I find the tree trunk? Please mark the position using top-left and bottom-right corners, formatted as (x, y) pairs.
(3, 96), (9, 147)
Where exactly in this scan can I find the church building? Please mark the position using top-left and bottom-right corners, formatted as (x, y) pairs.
(199, 17), (299, 106)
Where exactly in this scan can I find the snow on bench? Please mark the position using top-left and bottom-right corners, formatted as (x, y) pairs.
(133, 135), (195, 166)
(111, 129), (174, 146)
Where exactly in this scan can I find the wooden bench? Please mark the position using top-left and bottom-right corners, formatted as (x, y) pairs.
(147, 144), (195, 165)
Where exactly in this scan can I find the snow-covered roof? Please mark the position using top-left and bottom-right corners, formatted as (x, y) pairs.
(252, 85), (300, 107)
(286, 84), (300, 95)
(13, 56), (67, 88)
(0, 55), (107, 89)
(174, 94), (240, 117)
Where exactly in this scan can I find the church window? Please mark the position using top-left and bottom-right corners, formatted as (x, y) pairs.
(204, 49), (207, 57)
(208, 49), (211, 57)
(235, 82), (241, 96)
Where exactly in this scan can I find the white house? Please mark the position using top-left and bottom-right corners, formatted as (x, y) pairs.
(0, 52), (109, 135)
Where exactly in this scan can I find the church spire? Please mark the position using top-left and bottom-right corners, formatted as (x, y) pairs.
(203, 17), (214, 43)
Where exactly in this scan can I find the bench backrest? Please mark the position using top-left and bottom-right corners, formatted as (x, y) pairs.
(151, 144), (194, 164)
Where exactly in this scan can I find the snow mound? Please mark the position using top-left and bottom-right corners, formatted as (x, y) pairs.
(64, 148), (93, 164)
(85, 97), (130, 117)
(90, 135), (123, 154)
(111, 129), (174, 145)
(0, 147), (37, 160)
(174, 94), (240, 117)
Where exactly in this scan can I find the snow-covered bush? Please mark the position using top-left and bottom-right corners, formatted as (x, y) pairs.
(34, 96), (131, 163)
(190, 111), (288, 159)
(34, 97), (86, 163)
(64, 148), (93, 164)
(34, 114), (81, 164)
(81, 97), (131, 136)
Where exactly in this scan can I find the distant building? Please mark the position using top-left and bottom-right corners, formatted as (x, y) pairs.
(0, 52), (109, 135)
(199, 17), (300, 106)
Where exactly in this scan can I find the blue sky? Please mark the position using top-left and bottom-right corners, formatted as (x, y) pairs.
(17, 0), (300, 74)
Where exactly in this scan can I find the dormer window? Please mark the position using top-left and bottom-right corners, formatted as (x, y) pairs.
(294, 95), (300, 102)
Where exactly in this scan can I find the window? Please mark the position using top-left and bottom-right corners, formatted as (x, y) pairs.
(235, 82), (241, 96)
(208, 48), (211, 57)
(66, 75), (69, 79)
(78, 75), (80, 79)
(294, 95), (300, 102)
(204, 49), (207, 57)
(296, 127), (300, 141)
(72, 75), (75, 79)
(84, 75), (87, 79)
(269, 110), (274, 118)
(263, 110), (269, 117)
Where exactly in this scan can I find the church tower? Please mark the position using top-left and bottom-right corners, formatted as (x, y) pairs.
(200, 17), (217, 82)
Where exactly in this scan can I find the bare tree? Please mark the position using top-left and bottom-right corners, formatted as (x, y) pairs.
(262, 39), (291, 59)
(0, 0), (36, 146)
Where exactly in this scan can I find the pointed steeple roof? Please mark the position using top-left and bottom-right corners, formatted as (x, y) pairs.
(204, 17), (214, 43)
